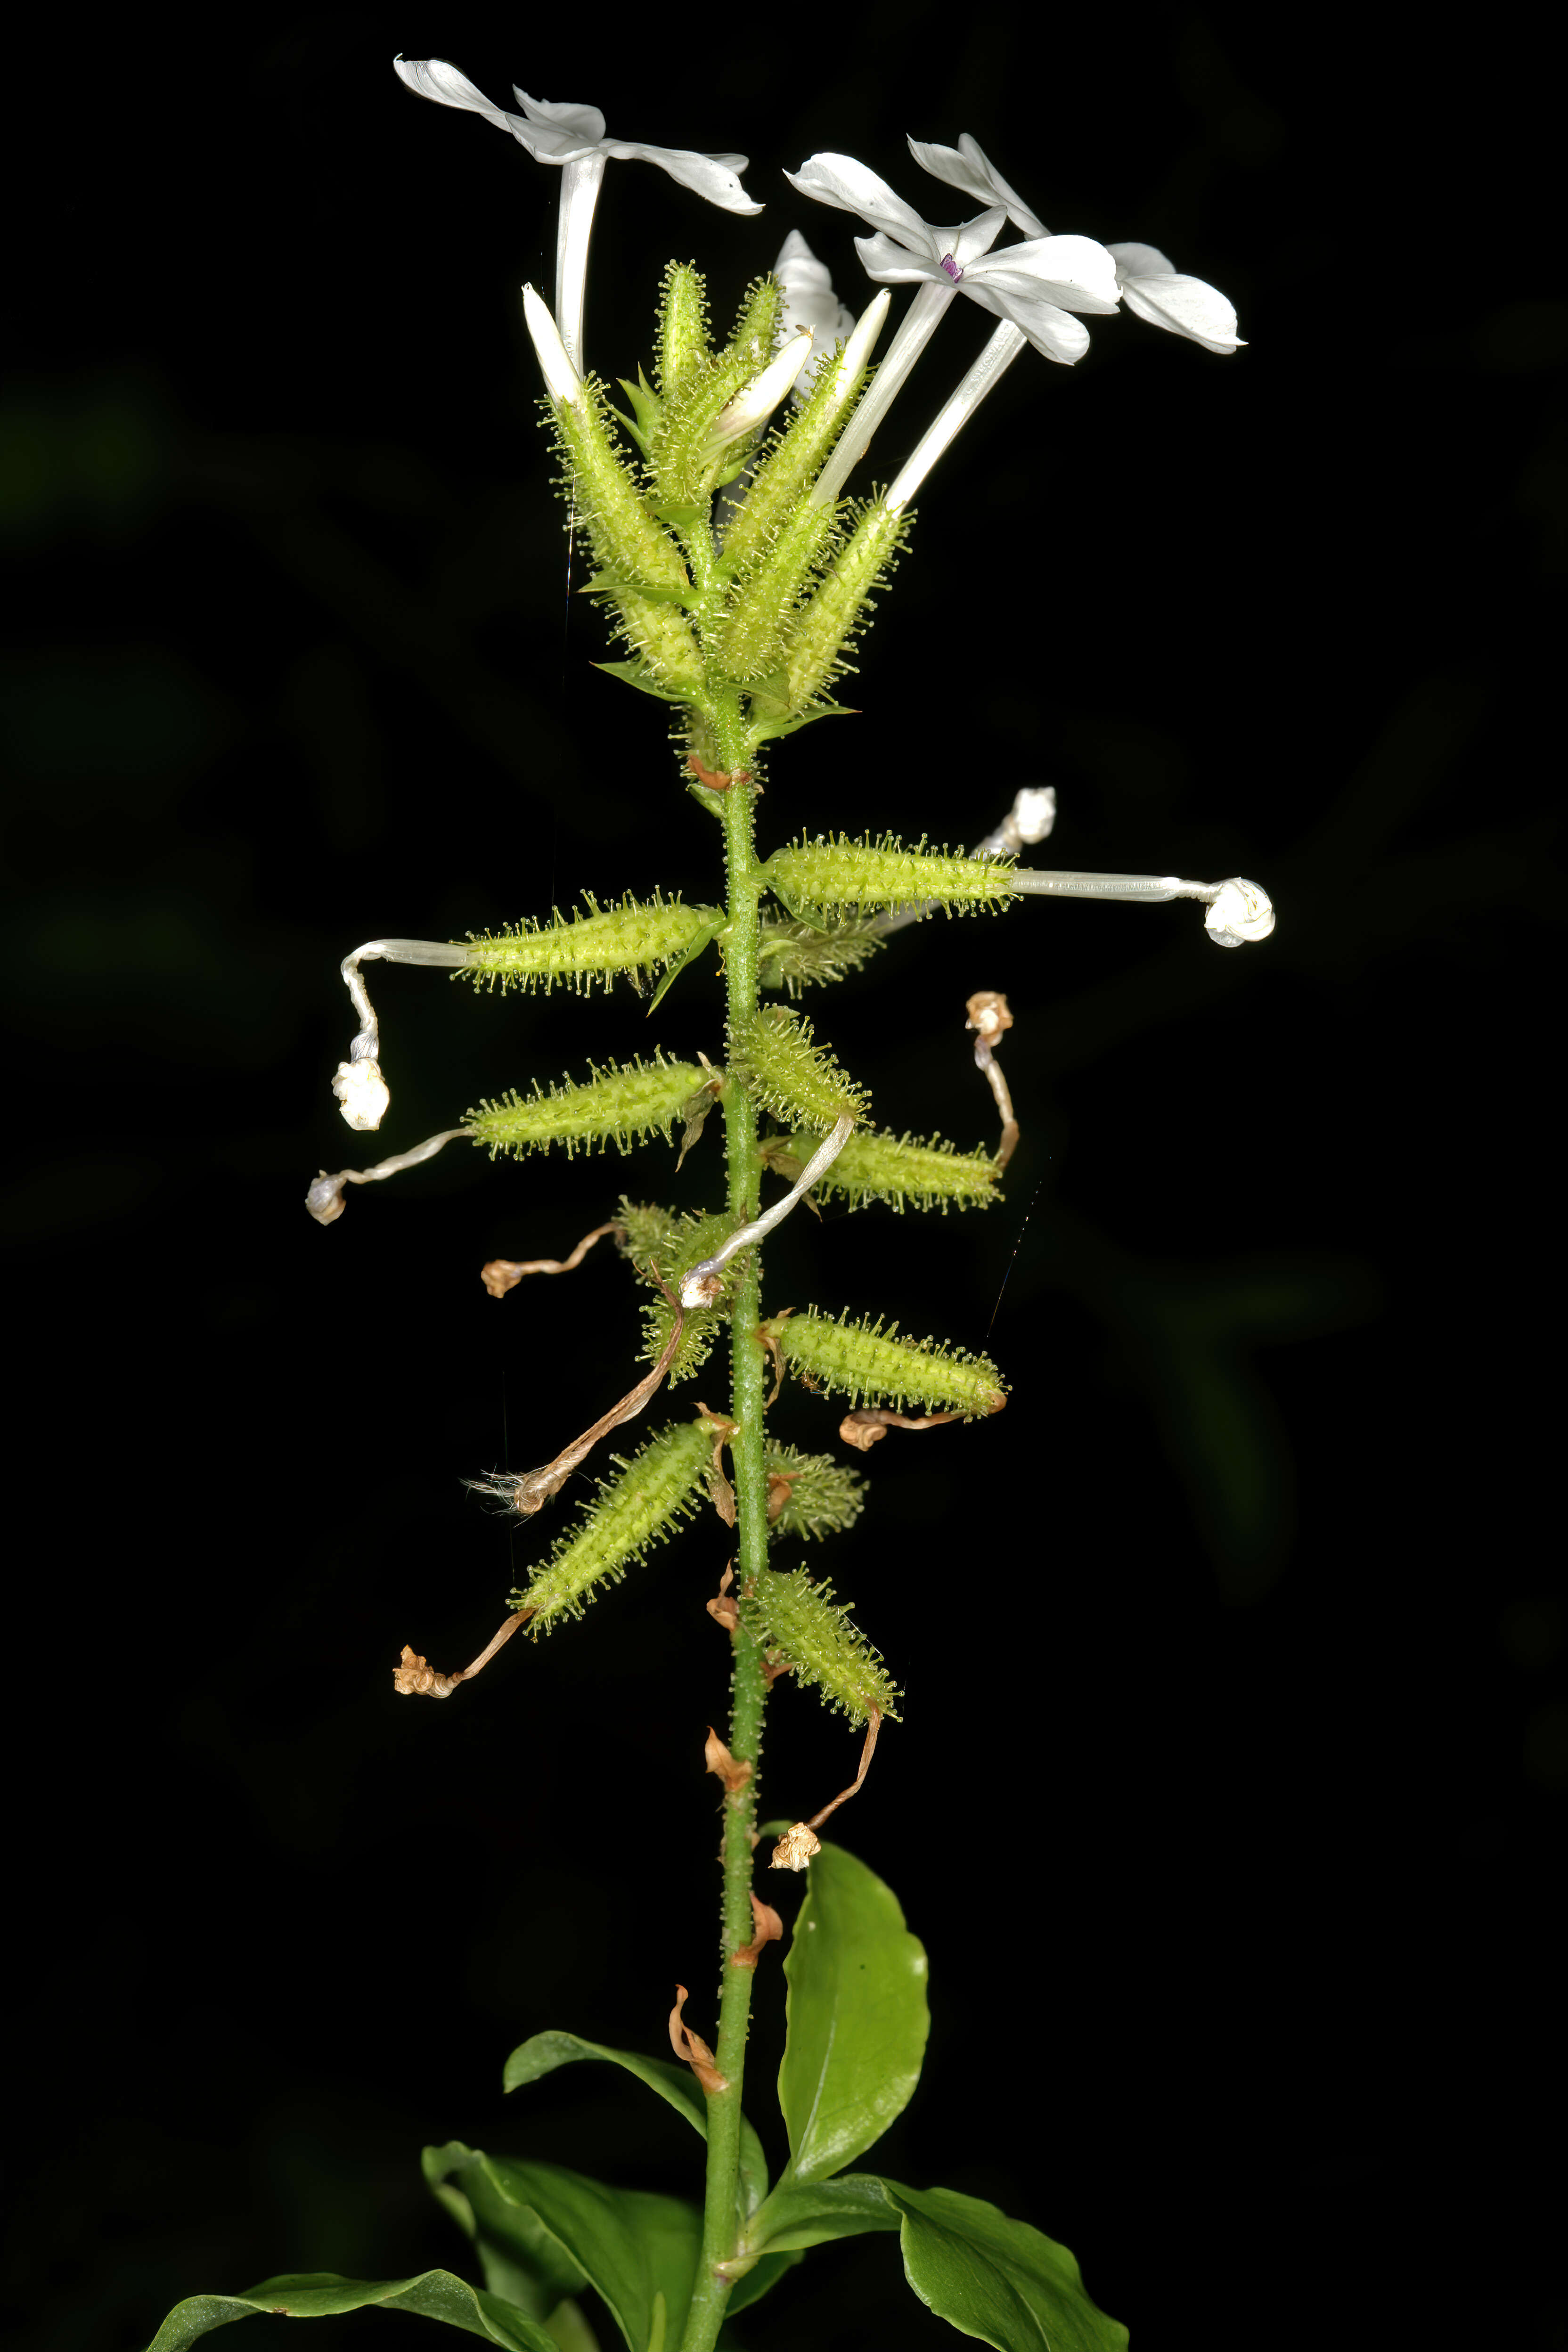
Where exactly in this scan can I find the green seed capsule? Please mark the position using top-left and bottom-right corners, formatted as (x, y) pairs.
(765, 833), (1014, 917)
(548, 379), (689, 596)
(730, 1006), (869, 1127)
(517, 1419), (713, 1629)
(466, 1054), (708, 1160)
(741, 1564), (900, 1723)
(763, 1307), (1007, 1417)
(459, 894), (719, 997)
(776, 1127), (1001, 1214)
(657, 261), (710, 401)
(777, 498), (908, 715)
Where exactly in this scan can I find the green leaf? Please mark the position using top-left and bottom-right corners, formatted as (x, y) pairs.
(581, 574), (694, 608)
(749, 699), (858, 745)
(744, 2171), (902, 2255)
(502, 2029), (768, 2219)
(592, 659), (702, 706)
(424, 2143), (587, 2319)
(141, 2268), (558, 2351)
(875, 2180), (1129, 2352)
(776, 1841), (929, 2185)
(432, 2148), (702, 2352)
(646, 914), (726, 1016)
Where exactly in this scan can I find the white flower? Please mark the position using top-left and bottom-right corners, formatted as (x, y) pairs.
(773, 231), (857, 400)
(786, 153), (1117, 364)
(1108, 243), (1245, 354)
(392, 61), (760, 209)
(393, 60), (761, 372)
(908, 136), (1244, 357)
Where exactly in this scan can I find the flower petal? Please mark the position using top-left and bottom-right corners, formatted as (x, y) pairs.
(509, 88), (607, 145)
(602, 139), (762, 214)
(968, 233), (1120, 314)
(785, 154), (940, 258)
(852, 231), (951, 288)
(906, 133), (1047, 238)
(774, 232), (857, 389)
(392, 57), (519, 134)
(962, 285), (1092, 364)
(1111, 254), (1244, 353)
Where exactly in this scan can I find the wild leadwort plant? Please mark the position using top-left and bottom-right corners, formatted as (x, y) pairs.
(147, 71), (1274, 2352)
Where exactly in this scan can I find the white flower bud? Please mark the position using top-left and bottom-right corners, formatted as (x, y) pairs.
(1010, 787), (1056, 844)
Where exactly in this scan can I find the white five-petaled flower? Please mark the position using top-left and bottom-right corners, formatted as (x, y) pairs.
(909, 132), (1244, 357)
(787, 153), (1118, 363)
(392, 59), (762, 374)
(787, 153), (1119, 505)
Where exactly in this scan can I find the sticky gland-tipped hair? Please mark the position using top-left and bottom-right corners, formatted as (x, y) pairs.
(762, 1306), (1007, 1418)
(513, 1418), (715, 1630)
(763, 832), (1017, 917)
(740, 1564), (900, 1724)
(766, 1126), (1001, 1215)
(458, 894), (719, 997)
(466, 1052), (711, 1159)
(730, 1006), (868, 1128)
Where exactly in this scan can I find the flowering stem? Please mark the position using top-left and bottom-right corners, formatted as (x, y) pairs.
(678, 747), (773, 2352)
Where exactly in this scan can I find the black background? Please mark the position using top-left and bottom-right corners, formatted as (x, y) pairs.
(4, 10), (1561, 2351)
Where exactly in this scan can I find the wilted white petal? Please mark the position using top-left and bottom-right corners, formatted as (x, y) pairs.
(1203, 878), (1274, 947)
(1012, 787), (1057, 844)
(393, 57), (519, 132)
(334, 1059), (391, 1132)
(775, 230), (856, 342)
(1110, 245), (1244, 354)
(522, 284), (584, 407)
(785, 154), (941, 255)
(602, 139), (762, 215)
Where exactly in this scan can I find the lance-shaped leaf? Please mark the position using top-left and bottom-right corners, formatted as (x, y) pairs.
(876, 2180), (1130, 2352)
(764, 831), (1015, 916)
(466, 1054), (708, 1159)
(775, 1842), (929, 2184)
(141, 2267), (557, 2351)
(762, 1306), (1007, 1417)
(502, 2031), (769, 2220)
(459, 895), (719, 997)
(425, 2147), (702, 2352)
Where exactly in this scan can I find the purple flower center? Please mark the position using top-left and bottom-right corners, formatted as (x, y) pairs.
(939, 253), (963, 282)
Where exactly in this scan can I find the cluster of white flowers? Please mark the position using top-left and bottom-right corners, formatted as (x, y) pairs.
(376, 61), (1271, 991)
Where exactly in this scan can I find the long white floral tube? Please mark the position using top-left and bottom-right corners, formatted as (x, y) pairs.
(884, 320), (1028, 512)
(810, 279), (957, 505)
(334, 937), (474, 1131)
(1008, 870), (1276, 947)
(554, 153), (608, 376)
(678, 1114), (855, 1306)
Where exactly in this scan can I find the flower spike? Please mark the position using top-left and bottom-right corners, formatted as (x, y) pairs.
(393, 58), (761, 372)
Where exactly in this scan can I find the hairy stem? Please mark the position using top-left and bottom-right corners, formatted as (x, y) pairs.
(680, 737), (772, 2352)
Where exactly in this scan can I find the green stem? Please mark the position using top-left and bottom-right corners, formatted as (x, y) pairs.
(679, 730), (772, 2352)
